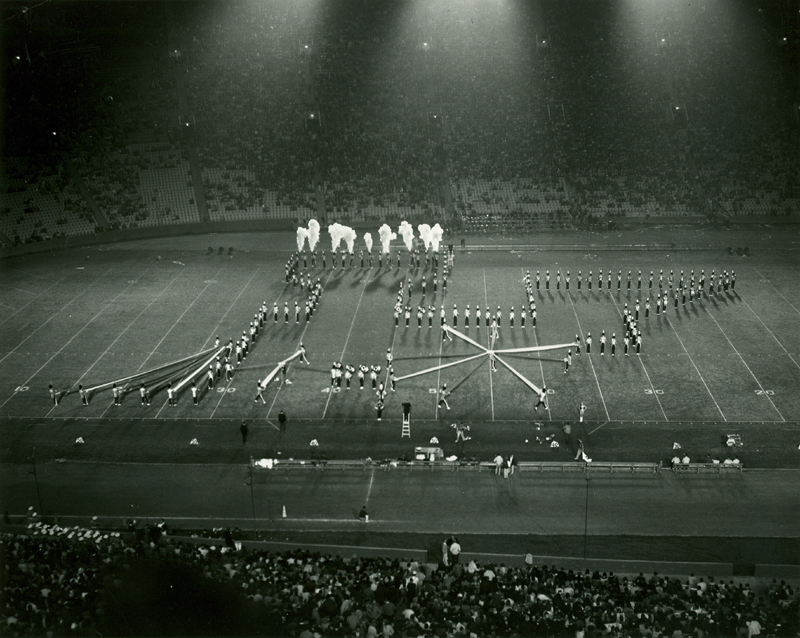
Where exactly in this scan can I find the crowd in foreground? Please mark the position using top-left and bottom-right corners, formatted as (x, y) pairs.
(2, 522), (798, 637)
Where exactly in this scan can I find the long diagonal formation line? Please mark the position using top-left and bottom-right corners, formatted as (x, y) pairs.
(394, 352), (487, 382)
(493, 355), (542, 394)
(607, 291), (668, 421)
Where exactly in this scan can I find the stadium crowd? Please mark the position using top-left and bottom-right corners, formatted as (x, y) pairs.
(2, 524), (798, 637)
(2, 0), (796, 245)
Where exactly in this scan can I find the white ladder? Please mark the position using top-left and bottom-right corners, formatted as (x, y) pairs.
(401, 415), (411, 438)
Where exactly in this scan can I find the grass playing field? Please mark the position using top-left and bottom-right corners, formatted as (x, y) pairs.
(1, 231), (799, 470)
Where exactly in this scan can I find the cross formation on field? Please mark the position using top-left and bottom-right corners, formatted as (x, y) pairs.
(394, 324), (576, 395)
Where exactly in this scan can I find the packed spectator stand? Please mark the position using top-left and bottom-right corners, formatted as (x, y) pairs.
(1, 0), (797, 246)
(2, 522), (798, 637)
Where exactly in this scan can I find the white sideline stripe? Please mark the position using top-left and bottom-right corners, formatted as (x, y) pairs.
(701, 304), (785, 422)
(365, 467), (375, 505)
(607, 292), (668, 421)
(72, 269), (184, 389)
(322, 274), (370, 419)
(739, 298), (800, 371)
(566, 290), (611, 422)
(752, 268), (800, 316)
(0, 268), (115, 410)
(483, 269), (494, 421)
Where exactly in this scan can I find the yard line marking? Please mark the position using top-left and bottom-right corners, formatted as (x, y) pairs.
(136, 268), (225, 373)
(701, 304), (785, 421)
(0, 282), (36, 294)
(483, 268), (494, 421)
(0, 269), (109, 366)
(206, 269), (272, 419)
(524, 268), (551, 422)
(265, 270), (334, 421)
(607, 292), (668, 421)
(71, 269), (184, 388)
(201, 268), (261, 351)
(739, 298), (800, 371)
(0, 272), (73, 327)
(9, 268), (52, 281)
(566, 289), (611, 421)
(1, 269), (133, 412)
(322, 274), (370, 419)
(0, 302), (16, 310)
(664, 318), (727, 421)
(365, 467), (376, 504)
(752, 268), (800, 316)
(587, 420), (609, 436)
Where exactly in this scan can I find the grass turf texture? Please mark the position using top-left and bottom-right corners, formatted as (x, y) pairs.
(1, 236), (799, 468)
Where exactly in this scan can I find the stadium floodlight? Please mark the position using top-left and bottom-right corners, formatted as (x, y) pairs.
(305, 110), (321, 131)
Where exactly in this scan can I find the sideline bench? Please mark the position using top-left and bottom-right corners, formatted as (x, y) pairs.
(517, 461), (660, 474)
(671, 462), (743, 474)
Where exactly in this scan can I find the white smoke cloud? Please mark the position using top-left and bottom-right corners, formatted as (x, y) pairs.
(398, 221), (415, 252)
(343, 226), (356, 254)
(328, 223), (345, 252)
(430, 223), (444, 253)
(296, 227), (309, 253)
(417, 224), (432, 251)
(308, 219), (321, 252)
(378, 224), (396, 254)
(364, 232), (373, 253)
